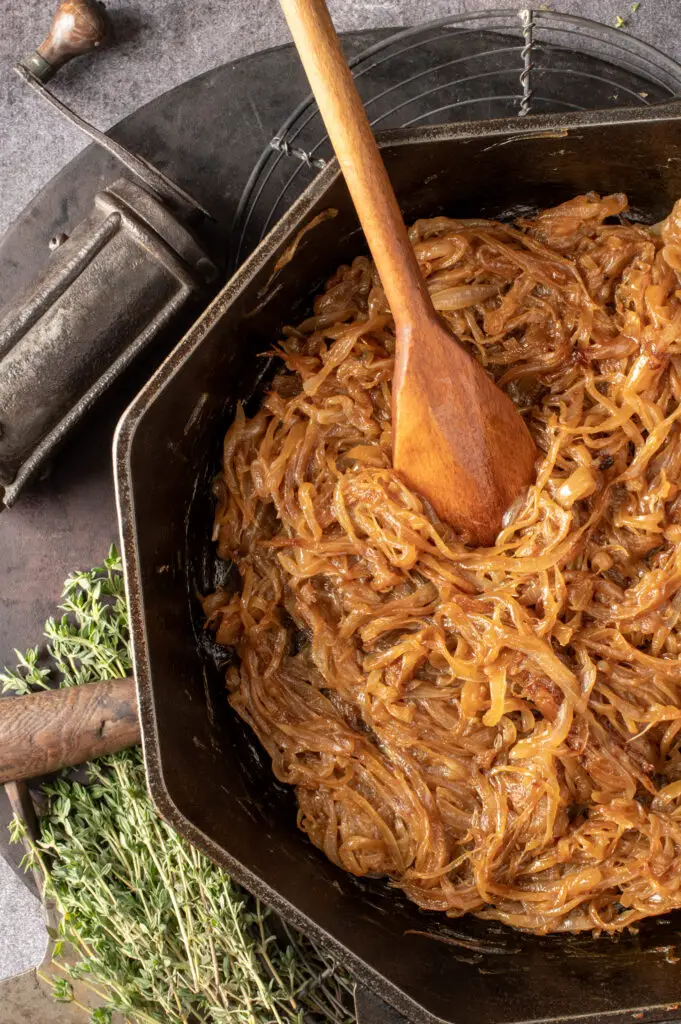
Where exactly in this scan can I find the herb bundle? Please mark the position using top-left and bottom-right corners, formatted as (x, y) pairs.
(4, 549), (354, 1024)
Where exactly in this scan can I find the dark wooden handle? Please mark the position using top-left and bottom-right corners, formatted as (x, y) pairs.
(0, 677), (140, 785)
(279, 0), (433, 327)
(37, 0), (110, 73)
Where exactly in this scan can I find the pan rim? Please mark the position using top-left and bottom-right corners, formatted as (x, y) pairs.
(113, 99), (681, 1024)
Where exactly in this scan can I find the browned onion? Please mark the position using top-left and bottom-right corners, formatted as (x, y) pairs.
(205, 193), (681, 934)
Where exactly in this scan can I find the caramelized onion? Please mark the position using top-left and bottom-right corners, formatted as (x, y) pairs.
(205, 194), (681, 935)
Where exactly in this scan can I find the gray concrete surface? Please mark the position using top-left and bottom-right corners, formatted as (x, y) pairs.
(1, 0), (680, 993)
(0, 859), (47, 981)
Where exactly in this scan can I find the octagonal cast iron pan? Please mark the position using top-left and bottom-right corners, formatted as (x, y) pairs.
(5, 102), (680, 1024)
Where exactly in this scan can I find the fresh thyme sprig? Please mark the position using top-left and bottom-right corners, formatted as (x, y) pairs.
(0, 547), (130, 695)
(6, 548), (355, 1023)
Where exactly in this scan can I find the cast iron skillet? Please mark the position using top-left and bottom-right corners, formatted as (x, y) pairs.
(42, 104), (681, 1024)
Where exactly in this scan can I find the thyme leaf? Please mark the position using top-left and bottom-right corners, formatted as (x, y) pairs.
(9, 547), (354, 1023)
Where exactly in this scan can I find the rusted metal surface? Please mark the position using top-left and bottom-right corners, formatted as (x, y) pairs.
(0, 177), (216, 508)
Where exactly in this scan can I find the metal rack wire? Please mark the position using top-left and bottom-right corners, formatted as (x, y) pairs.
(230, 8), (681, 269)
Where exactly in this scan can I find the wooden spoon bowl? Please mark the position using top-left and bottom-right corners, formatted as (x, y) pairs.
(279, 0), (537, 545)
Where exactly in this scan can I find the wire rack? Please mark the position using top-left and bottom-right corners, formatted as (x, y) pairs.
(230, 7), (681, 269)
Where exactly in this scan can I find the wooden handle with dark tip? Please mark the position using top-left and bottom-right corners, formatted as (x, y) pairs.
(280, 0), (538, 545)
(36, 0), (110, 75)
(0, 677), (140, 785)
(278, 0), (433, 326)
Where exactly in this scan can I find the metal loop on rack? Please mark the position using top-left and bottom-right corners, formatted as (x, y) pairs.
(269, 135), (326, 170)
(231, 11), (681, 270)
(518, 7), (535, 116)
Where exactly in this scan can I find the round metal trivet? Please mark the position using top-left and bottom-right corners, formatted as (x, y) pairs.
(231, 8), (681, 268)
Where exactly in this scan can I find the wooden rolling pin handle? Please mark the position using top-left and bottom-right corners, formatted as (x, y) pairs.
(36, 0), (110, 78)
(0, 676), (140, 785)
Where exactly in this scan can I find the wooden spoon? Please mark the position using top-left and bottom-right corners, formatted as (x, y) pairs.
(279, 0), (537, 545)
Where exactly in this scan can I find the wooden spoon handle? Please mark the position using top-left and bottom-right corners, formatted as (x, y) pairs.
(0, 676), (140, 785)
(279, 0), (432, 322)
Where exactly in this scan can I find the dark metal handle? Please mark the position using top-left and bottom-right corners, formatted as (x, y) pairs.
(23, 0), (110, 83)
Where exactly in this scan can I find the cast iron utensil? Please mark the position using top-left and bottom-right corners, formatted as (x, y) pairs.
(278, 0), (537, 545)
(0, 0), (217, 509)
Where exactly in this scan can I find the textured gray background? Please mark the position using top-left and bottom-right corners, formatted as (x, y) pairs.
(0, 0), (679, 989)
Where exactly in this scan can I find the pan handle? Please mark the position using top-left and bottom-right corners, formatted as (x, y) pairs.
(0, 676), (139, 785)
